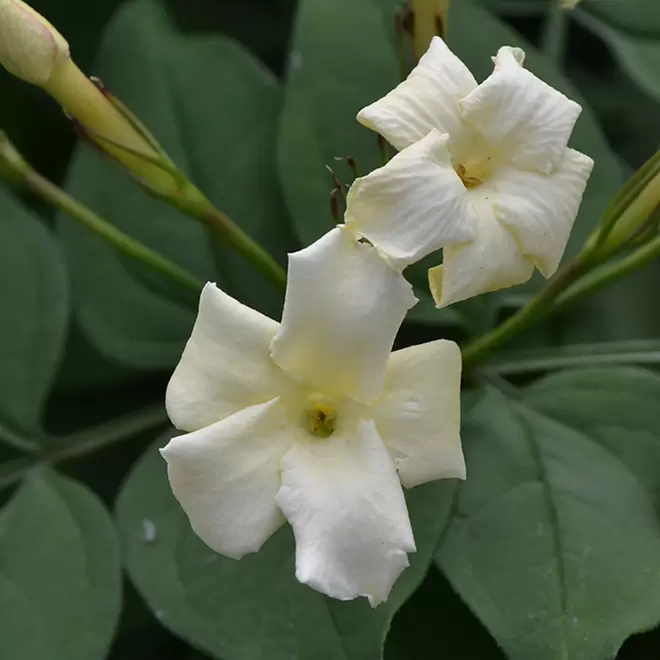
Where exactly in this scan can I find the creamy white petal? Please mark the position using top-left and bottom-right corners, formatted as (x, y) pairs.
(345, 129), (477, 268)
(358, 36), (477, 151)
(166, 283), (292, 433)
(429, 198), (535, 307)
(460, 47), (582, 175)
(276, 418), (415, 606)
(271, 227), (417, 404)
(160, 399), (298, 560)
(372, 340), (464, 488)
(492, 148), (594, 278)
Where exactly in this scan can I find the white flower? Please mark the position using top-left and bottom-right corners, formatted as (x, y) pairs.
(0, 0), (69, 85)
(346, 38), (594, 306)
(161, 227), (464, 606)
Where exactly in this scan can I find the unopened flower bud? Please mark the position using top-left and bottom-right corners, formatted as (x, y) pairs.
(0, 0), (201, 201)
(598, 170), (660, 254)
(0, 0), (69, 85)
(412, 0), (448, 60)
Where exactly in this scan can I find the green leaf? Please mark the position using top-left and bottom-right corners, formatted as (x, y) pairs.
(568, 56), (660, 168)
(384, 565), (504, 660)
(556, 263), (660, 344)
(0, 188), (68, 444)
(476, 0), (549, 15)
(437, 382), (660, 660)
(484, 339), (660, 374)
(117, 437), (455, 660)
(0, 470), (121, 660)
(578, 9), (660, 106)
(523, 367), (660, 497)
(60, 0), (296, 369)
(583, 0), (660, 39)
(278, 0), (398, 245)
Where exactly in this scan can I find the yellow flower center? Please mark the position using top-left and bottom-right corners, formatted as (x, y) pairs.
(455, 163), (482, 189)
(303, 394), (337, 438)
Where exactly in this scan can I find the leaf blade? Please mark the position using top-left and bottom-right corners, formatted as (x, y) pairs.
(0, 471), (121, 660)
(0, 188), (68, 442)
(117, 436), (454, 660)
(438, 379), (660, 659)
(60, 0), (295, 369)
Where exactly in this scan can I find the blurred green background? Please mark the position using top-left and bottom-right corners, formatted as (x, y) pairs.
(2, 0), (660, 658)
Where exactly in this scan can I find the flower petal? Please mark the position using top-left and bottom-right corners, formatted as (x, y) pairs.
(160, 398), (298, 559)
(460, 47), (582, 175)
(276, 418), (415, 606)
(372, 340), (464, 488)
(357, 36), (477, 151)
(492, 148), (594, 277)
(166, 283), (292, 432)
(429, 198), (535, 307)
(271, 227), (417, 404)
(345, 129), (478, 268)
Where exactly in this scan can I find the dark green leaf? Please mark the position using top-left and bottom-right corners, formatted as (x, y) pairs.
(556, 265), (660, 344)
(437, 382), (660, 660)
(60, 0), (295, 369)
(117, 437), (454, 660)
(278, 0), (399, 245)
(578, 9), (660, 106)
(477, 0), (549, 15)
(568, 57), (660, 168)
(484, 339), (660, 374)
(523, 367), (660, 497)
(583, 0), (660, 39)
(384, 565), (504, 660)
(0, 188), (68, 444)
(0, 470), (121, 660)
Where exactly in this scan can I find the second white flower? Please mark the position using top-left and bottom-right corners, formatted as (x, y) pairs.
(346, 38), (594, 306)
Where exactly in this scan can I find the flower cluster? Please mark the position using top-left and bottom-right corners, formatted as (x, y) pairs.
(161, 37), (593, 605)
(349, 39), (593, 305)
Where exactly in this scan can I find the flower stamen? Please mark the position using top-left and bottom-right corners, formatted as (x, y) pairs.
(305, 400), (337, 438)
(455, 164), (482, 189)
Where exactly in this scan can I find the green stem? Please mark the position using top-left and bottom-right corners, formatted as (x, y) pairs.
(84, 129), (286, 293)
(484, 339), (660, 375)
(463, 233), (660, 369)
(596, 170), (660, 254)
(43, 403), (168, 463)
(0, 404), (169, 491)
(461, 257), (586, 368)
(554, 235), (660, 313)
(194, 201), (287, 293)
(0, 133), (203, 298)
(462, 149), (660, 369)
(46, 80), (286, 293)
(0, 457), (35, 490)
(542, 2), (569, 66)
(412, 0), (451, 59)
(0, 423), (39, 454)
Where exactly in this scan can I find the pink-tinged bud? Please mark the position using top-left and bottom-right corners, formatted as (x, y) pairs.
(0, 0), (69, 86)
